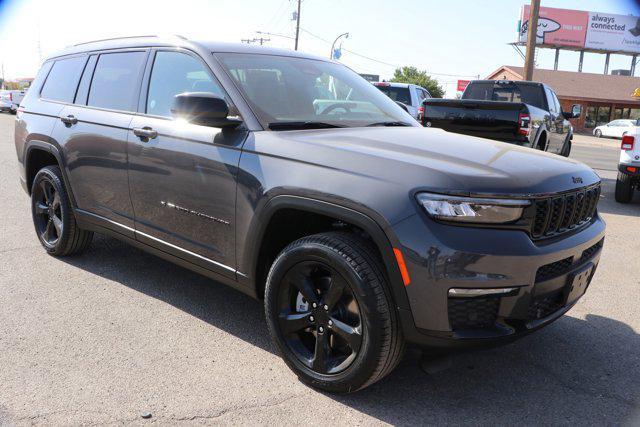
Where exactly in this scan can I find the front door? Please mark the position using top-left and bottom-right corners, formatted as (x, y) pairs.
(127, 49), (245, 276)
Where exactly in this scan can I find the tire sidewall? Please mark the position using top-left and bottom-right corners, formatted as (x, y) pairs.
(265, 240), (386, 392)
(31, 166), (72, 255)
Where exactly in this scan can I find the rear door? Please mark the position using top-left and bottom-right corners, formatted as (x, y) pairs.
(127, 48), (245, 276)
(52, 50), (148, 233)
(543, 87), (565, 153)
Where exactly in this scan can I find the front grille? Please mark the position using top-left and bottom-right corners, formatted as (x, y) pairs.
(448, 298), (499, 330)
(528, 290), (564, 320)
(580, 238), (604, 262)
(535, 256), (573, 282)
(530, 185), (601, 239)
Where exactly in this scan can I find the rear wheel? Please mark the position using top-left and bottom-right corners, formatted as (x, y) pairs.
(615, 172), (634, 203)
(265, 232), (404, 393)
(31, 166), (93, 255)
(595, 129), (602, 138)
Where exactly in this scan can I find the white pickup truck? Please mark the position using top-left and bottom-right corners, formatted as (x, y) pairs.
(373, 82), (431, 120)
(0, 90), (26, 114)
(616, 133), (640, 203)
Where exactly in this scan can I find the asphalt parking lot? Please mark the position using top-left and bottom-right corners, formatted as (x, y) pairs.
(0, 112), (638, 425)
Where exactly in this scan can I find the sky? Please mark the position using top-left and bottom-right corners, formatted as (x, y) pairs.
(1, 0), (639, 97)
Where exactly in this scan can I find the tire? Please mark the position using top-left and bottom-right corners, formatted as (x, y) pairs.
(615, 172), (634, 203)
(560, 138), (571, 157)
(264, 232), (404, 393)
(595, 129), (602, 138)
(31, 166), (93, 255)
(9, 109), (16, 115)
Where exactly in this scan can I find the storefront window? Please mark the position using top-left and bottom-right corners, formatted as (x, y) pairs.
(596, 106), (611, 126)
(585, 106), (597, 128)
(630, 109), (640, 120)
(614, 108), (623, 120)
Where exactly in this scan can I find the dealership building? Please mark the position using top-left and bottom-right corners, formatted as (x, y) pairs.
(487, 65), (640, 133)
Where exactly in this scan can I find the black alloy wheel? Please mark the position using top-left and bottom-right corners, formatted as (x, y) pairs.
(33, 178), (63, 248)
(30, 165), (93, 256)
(265, 232), (404, 393)
(277, 261), (363, 375)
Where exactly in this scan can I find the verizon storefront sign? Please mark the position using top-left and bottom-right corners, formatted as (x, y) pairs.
(519, 6), (640, 54)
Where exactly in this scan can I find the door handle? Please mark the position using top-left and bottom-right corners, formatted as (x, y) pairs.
(60, 115), (78, 126)
(133, 126), (158, 141)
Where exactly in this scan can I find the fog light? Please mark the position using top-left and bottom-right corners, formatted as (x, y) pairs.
(448, 287), (519, 298)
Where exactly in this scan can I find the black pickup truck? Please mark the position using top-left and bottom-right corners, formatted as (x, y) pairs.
(421, 80), (581, 157)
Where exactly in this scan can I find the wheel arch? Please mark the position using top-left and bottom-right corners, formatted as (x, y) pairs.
(242, 195), (411, 313)
(24, 141), (77, 207)
(536, 129), (548, 150)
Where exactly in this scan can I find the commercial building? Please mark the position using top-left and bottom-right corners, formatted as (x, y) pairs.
(487, 65), (640, 133)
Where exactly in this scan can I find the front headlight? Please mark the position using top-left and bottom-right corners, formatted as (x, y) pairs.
(416, 193), (530, 224)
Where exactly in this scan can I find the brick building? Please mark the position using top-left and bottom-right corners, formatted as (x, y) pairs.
(487, 65), (640, 133)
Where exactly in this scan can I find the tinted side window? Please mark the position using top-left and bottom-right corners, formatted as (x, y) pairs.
(544, 87), (557, 113)
(551, 90), (561, 113)
(146, 51), (224, 118)
(40, 56), (88, 103)
(88, 51), (147, 111)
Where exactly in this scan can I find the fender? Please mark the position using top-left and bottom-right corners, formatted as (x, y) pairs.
(23, 139), (78, 208)
(239, 194), (412, 313)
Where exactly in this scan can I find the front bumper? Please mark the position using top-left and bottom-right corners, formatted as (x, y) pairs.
(391, 212), (606, 350)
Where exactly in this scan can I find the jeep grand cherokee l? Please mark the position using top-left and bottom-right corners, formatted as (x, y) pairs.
(14, 36), (605, 393)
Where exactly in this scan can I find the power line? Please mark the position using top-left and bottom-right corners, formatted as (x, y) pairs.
(299, 27), (477, 78)
(256, 30), (295, 40)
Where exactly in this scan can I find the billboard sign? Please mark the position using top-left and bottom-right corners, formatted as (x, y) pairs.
(519, 6), (640, 54)
(585, 12), (640, 53)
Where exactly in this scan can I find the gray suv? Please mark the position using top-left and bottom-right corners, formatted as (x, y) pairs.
(15, 36), (605, 393)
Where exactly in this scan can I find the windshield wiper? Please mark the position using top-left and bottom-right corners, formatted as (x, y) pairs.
(268, 121), (345, 130)
(366, 121), (413, 127)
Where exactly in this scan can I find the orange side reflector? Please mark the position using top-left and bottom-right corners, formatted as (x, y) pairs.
(393, 248), (411, 286)
(627, 166), (637, 173)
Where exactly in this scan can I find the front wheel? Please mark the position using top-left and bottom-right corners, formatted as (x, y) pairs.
(595, 129), (602, 138)
(615, 172), (634, 203)
(31, 166), (93, 255)
(560, 138), (572, 157)
(265, 232), (404, 393)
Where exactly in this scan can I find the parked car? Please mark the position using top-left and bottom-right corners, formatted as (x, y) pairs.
(373, 82), (431, 120)
(593, 119), (639, 139)
(0, 89), (26, 114)
(15, 36), (605, 393)
(421, 80), (581, 157)
(615, 133), (640, 202)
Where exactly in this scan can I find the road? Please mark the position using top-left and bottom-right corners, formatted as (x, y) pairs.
(0, 113), (638, 425)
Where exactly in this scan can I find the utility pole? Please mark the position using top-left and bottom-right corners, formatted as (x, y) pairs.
(294, 0), (301, 50)
(523, 0), (540, 81)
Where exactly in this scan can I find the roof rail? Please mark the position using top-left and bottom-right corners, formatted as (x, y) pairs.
(71, 35), (158, 47)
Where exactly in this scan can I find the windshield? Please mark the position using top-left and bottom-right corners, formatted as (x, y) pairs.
(216, 53), (416, 129)
(374, 85), (411, 105)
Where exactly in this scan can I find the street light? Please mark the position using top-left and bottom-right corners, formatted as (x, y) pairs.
(330, 32), (349, 59)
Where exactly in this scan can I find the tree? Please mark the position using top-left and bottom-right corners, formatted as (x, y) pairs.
(390, 66), (445, 98)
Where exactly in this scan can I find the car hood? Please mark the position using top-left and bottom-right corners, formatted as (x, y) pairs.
(267, 126), (600, 196)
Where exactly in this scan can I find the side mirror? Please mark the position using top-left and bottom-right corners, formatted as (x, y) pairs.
(171, 92), (242, 128)
(563, 104), (582, 119)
